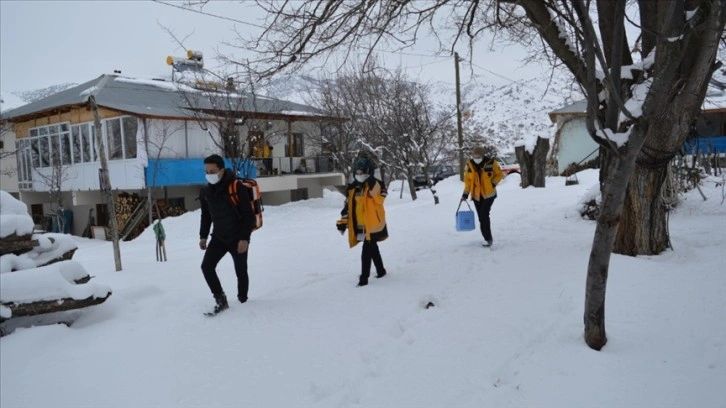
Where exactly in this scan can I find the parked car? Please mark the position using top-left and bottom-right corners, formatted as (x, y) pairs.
(413, 164), (457, 188)
(496, 154), (521, 176)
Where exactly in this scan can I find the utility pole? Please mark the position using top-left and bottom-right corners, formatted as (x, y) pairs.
(454, 52), (464, 181)
(89, 95), (123, 272)
(143, 118), (153, 226)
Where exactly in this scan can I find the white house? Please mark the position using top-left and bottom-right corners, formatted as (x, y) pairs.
(0, 91), (27, 197)
(548, 69), (726, 175)
(547, 101), (599, 175)
(0, 73), (346, 236)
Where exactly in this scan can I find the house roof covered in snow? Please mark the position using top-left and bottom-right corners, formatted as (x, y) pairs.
(0, 74), (340, 123)
(0, 91), (26, 113)
(547, 100), (587, 123)
(549, 70), (726, 123)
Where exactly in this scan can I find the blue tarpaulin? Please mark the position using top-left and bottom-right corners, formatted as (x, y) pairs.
(145, 158), (257, 187)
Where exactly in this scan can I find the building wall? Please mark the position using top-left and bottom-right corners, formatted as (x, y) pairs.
(556, 117), (599, 174)
(143, 118), (324, 162)
(11, 106), (123, 137)
(9, 110), (342, 236)
(30, 159), (145, 192)
(144, 119), (220, 160)
(0, 127), (19, 193)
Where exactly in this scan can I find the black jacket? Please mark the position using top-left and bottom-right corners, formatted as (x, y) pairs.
(199, 169), (255, 244)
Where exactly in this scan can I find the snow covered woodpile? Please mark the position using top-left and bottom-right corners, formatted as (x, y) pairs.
(0, 190), (111, 330)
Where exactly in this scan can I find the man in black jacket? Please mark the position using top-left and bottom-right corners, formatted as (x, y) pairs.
(199, 154), (256, 315)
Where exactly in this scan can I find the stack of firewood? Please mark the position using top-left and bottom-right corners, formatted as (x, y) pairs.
(114, 192), (143, 232)
(162, 205), (186, 217)
(0, 232), (110, 334)
(0, 234), (77, 269)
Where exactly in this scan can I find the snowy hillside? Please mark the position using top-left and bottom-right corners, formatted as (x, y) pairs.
(260, 68), (582, 155)
(15, 82), (77, 103)
(457, 71), (582, 153)
(1, 171), (724, 407)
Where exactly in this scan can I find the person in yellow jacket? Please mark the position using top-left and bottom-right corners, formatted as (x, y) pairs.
(336, 156), (388, 287)
(461, 146), (503, 247)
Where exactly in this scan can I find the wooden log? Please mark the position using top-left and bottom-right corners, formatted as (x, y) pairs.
(0, 237), (39, 256)
(74, 276), (92, 284)
(35, 248), (78, 268)
(1, 233), (33, 242)
(0, 293), (111, 323)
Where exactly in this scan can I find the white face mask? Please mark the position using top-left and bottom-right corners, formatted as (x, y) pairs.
(355, 174), (369, 183)
(473, 158), (483, 164)
(205, 173), (221, 185)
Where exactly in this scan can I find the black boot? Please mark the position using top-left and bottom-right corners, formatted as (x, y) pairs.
(212, 293), (229, 314)
(357, 276), (368, 287)
(376, 270), (387, 279)
(237, 294), (248, 304)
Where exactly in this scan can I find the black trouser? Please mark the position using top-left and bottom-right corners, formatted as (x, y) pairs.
(201, 237), (249, 298)
(361, 240), (386, 279)
(473, 195), (496, 242)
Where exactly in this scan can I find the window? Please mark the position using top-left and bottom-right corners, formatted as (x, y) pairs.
(83, 124), (95, 162)
(292, 133), (304, 157)
(96, 203), (109, 227)
(122, 117), (137, 159)
(39, 136), (49, 167)
(15, 139), (32, 189)
(30, 204), (44, 225)
(26, 117), (137, 168)
(72, 126), (82, 163)
(50, 133), (60, 166)
(31, 138), (40, 168)
(106, 118), (123, 160)
(72, 123), (95, 163)
(166, 197), (185, 211)
(61, 133), (72, 165)
(28, 122), (71, 168)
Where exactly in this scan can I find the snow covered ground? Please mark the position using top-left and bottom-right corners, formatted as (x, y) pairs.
(1, 170), (724, 408)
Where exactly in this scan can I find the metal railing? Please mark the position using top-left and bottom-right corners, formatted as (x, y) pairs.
(248, 155), (341, 177)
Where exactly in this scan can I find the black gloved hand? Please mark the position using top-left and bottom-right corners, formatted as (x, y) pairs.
(336, 219), (347, 232)
(461, 193), (468, 201)
(366, 177), (377, 190)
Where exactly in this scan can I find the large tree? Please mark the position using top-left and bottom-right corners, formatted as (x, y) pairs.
(306, 63), (456, 198)
(210, 0), (726, 350)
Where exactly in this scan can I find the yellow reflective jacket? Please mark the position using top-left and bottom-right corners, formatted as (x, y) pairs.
(339, 178), (388, 248)
(463, 159), (503, 200)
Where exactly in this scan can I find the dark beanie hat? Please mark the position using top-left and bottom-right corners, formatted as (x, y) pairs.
(355, 156), (375, 174)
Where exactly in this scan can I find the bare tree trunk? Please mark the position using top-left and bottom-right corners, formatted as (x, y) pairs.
(406, 167), (418, 200)
(532, 137), (550, 187)
(614, 164), (670, 255)
(515, 145), (533, 188)
(90, 96), (123, 272)
(515, 137), (549, 188)
(143, 118), (153, 226)
(585, 127), (645, 350)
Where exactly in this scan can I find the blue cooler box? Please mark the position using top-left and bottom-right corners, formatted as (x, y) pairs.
(456, 202), (475, 232)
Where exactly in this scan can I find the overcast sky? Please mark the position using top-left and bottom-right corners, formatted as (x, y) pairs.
(0, 1), (547, 94)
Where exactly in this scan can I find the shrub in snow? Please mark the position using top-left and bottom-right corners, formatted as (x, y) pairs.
(578, 184), (602, 221)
